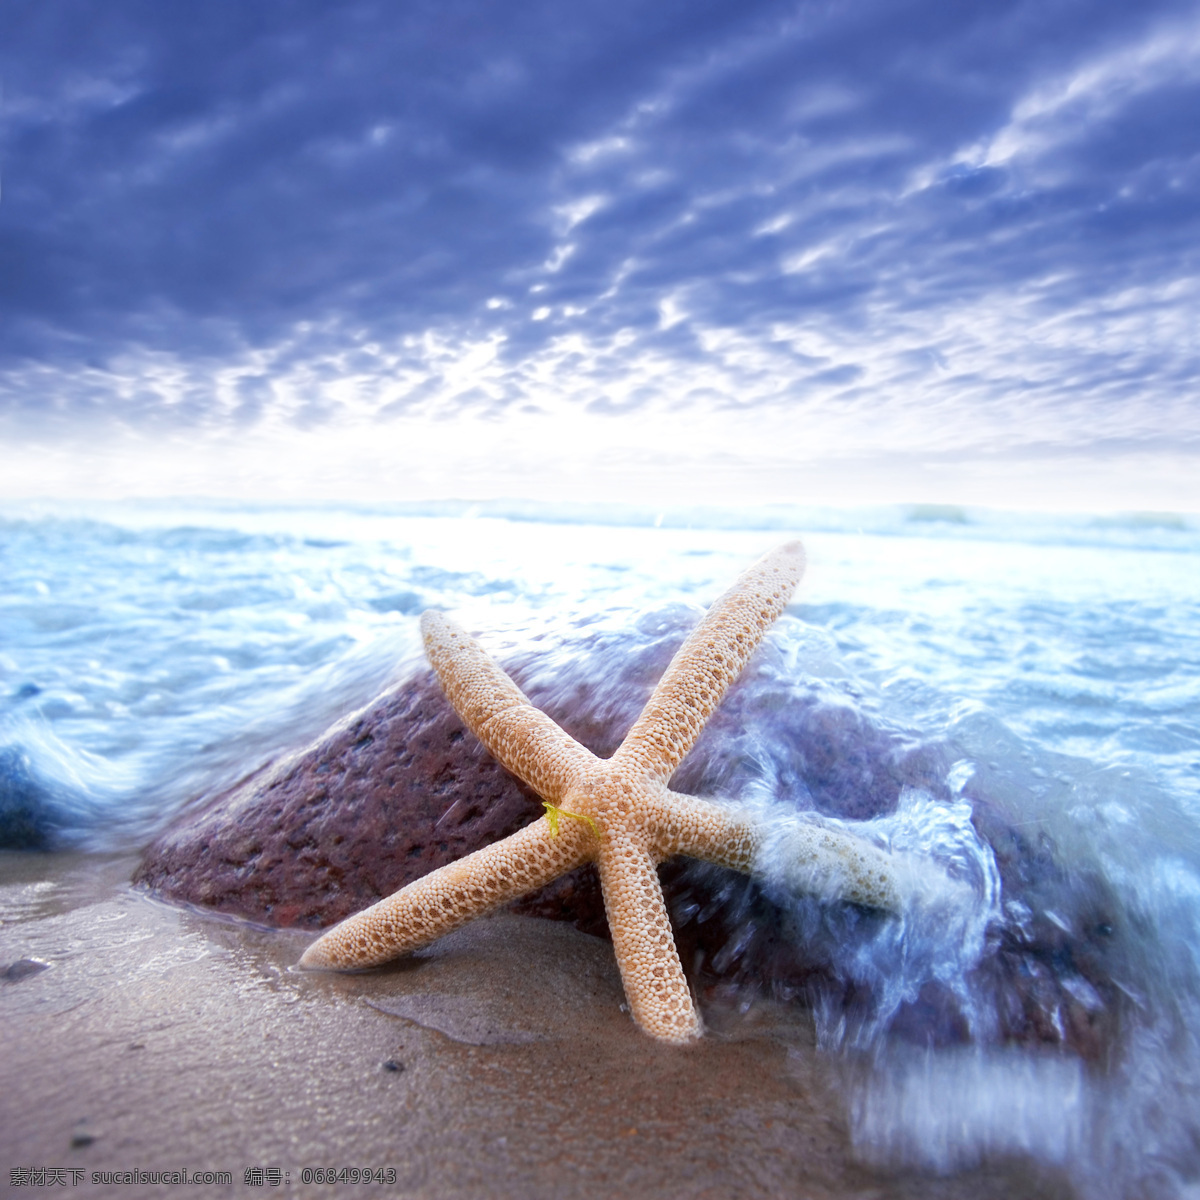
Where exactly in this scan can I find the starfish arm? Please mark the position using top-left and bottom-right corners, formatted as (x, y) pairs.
(615, 541), (806, 783)
(651, 791), (902, 911)
(597, 831), (703, 1044)
(755, 819), (903, 912)
(421, 611), (597, 803)
(650, 791), (761, 872)
(299, 816), (594, 970)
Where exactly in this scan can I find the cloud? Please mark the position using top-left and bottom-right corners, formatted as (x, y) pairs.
(1, 0), (1197, 503)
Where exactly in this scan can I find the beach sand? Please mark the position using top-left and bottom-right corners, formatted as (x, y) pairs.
(1, 851), (1072, 1199)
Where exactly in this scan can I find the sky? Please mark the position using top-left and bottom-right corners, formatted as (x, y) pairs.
(1, 0), (1198, 512)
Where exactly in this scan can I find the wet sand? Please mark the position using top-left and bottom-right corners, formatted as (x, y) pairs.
(1, 851), (1073, 1199)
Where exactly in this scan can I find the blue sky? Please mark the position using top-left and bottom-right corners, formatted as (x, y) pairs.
(2, 0), (1198, 511)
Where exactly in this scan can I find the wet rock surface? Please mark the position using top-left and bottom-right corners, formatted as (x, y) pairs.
(135, 619), (944, 931)
(134, 668), (547, 929)
(135, 624), (1127, 1061)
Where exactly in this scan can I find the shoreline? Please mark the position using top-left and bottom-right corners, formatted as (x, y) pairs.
(1, 851), (1073, 1199)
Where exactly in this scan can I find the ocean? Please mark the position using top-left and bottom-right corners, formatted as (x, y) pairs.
(2, 497), (1198, 1197)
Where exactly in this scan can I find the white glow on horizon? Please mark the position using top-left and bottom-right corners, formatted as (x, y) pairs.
(4, 405), (1197, 515)
(5, 260), (1197, 513)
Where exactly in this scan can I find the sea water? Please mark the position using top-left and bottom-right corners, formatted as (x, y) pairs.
(1, 498), (1198, 1197)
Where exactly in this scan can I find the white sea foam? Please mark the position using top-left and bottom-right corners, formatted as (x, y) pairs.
(850, 1046), (1087, 1171)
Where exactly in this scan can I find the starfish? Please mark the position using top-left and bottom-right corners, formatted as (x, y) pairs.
(301, 542), (903, 1043)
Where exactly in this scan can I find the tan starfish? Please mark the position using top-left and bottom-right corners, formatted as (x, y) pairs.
(300, 542), (903, 1043)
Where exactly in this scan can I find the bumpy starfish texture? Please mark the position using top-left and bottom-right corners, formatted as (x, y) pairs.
(301, 541), (903, 1043)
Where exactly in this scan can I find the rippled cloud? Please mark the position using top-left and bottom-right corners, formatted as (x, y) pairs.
(1, 0), (1197, 506)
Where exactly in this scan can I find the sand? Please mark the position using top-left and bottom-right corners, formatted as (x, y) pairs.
(0, 850), (1073, 1199)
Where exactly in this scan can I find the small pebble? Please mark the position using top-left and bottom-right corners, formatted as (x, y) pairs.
(3, 958), (50, 983)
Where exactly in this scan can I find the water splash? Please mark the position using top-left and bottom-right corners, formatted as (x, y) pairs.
(850, 1047), (1087, 1172)
(753, 787), (1003, 1051)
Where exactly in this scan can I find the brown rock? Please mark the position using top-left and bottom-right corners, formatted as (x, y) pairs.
(134, 614), (694, 930)
(134, 620), (1123, 1060)
(133, 615), (934, 933)
(133, 668), (550, 928)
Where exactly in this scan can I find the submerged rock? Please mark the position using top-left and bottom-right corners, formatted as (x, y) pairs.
(0, 747), (62, 851)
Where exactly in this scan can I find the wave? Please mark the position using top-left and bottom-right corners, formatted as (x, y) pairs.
(3, 496), (1197, 553)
